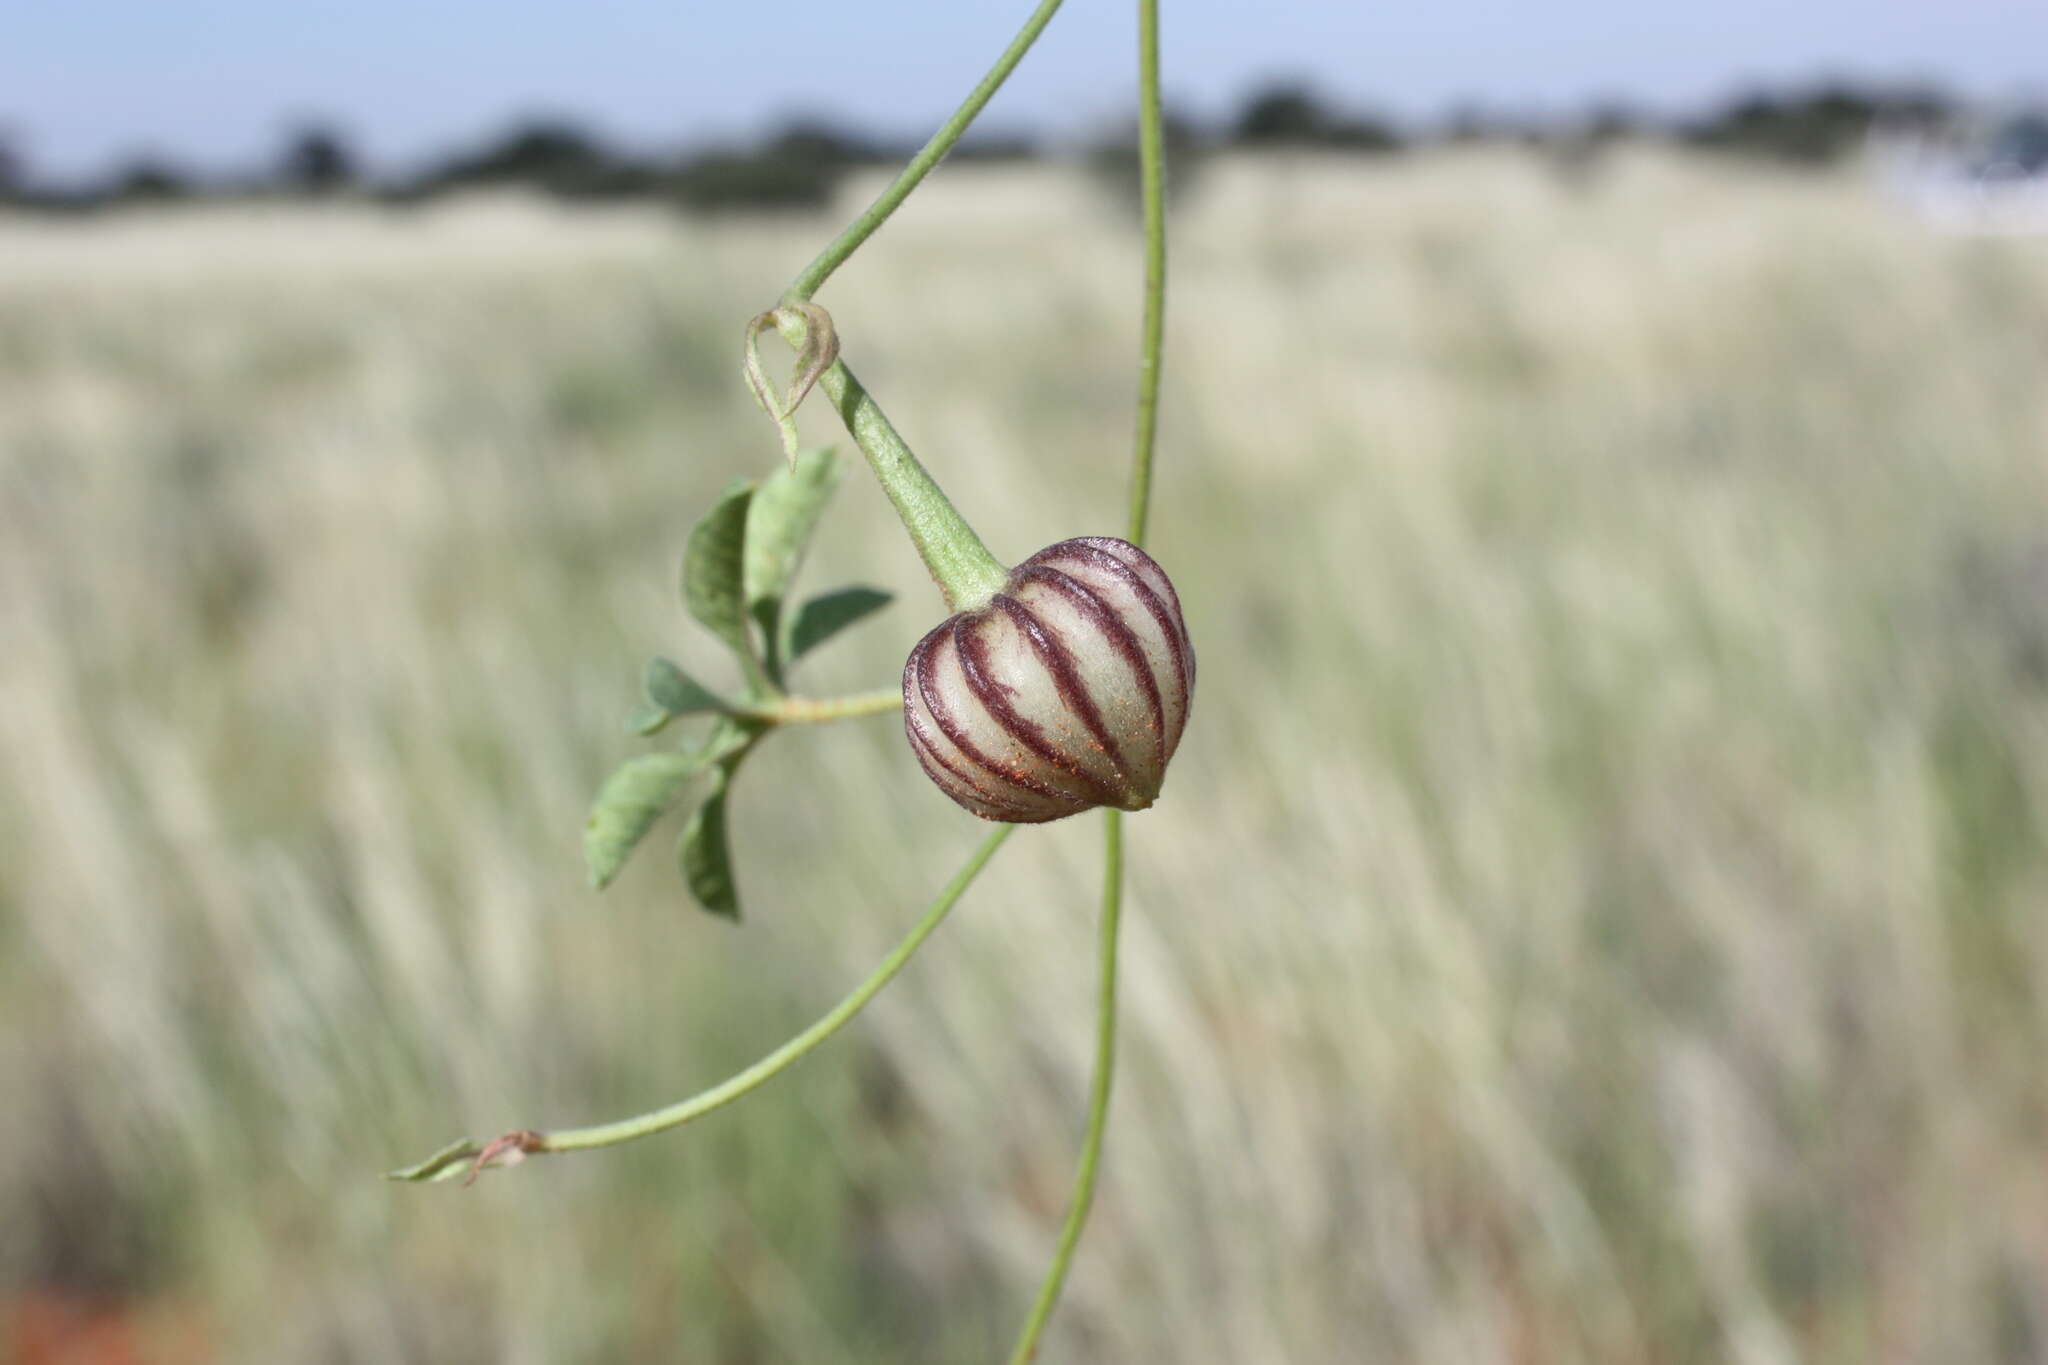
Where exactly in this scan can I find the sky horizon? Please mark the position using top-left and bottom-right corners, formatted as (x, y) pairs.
(4, 0), (2042, 184)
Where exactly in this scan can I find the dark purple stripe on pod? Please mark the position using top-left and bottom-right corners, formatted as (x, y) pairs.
(912, 622), (1093, 809)
(987, 591), (1134, 799)
(952, 610), (1122, 807)
(1032, 540), (1192, 742)
(1010, 563), (1166, 777)
(907, 721), (1068, 821)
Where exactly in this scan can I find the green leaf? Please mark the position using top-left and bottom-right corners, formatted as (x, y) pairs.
(787, 586), (894, 664)
(644, 656), (728, 717)
(743, 448), (841, 680)
(385, 1137), (484, 1183)
(744, 447), (840, 613)
(683, 480), (757, 662)
(679, 777), (739, 920)
(584, 750), (716, 890)
(697, 718), (756, 768)
(626, 702), (672, 737)
(629, 658), (731, 736)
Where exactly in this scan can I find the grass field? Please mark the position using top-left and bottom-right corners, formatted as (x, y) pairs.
(3, 148), (2047, 1363)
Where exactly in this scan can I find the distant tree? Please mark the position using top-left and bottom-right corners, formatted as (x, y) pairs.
(1872, 85), (1956, 134)
(1232, 81), (1402, 154)
(1684, 82), (1894, 164)
(1234, 83), (1331, 145)
(415, 118), (650, 199)
(669, 145), (839, 212)
(666, 118), (906, 214)
(952, 129), (1041, 163)
(1981, 111), (2048, 178)
(1582, 100), (1650, 144)
(1437, 102), (1537, 146)
(109, 156), (189, 202)
(280, 123), (357, 194)
(761, 117), (898, 168)
(476, 122), (606, 183)
(0, 130), (22, 202)
(1322, 115), (1403, 154)
(1085, 106), (1208, 220)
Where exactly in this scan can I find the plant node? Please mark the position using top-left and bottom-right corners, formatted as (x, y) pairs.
(743, 302), (839, 463)
(465, 1130), (547, 1185)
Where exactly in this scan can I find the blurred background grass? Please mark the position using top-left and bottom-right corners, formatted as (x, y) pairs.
(3, 147), (2047, 1362)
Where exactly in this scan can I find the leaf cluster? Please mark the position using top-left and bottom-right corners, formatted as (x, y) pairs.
(584, 448), (893, 918)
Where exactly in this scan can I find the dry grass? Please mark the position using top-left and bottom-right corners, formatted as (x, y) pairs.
(3, 148), (2047, 1362)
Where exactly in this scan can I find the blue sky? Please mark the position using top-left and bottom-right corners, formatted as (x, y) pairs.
(3, 0), (2041, 180)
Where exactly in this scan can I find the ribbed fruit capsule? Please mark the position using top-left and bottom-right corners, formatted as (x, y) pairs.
(902, 536), (1195, 823)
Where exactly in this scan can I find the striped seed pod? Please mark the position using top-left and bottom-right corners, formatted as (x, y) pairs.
(902, 536), (1195, 823)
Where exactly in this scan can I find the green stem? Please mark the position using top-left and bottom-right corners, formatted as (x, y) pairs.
(770, 2), (1066, 607)
(785, 0), (1067, 304)
(388, 826), (1013, 1183)
(548, 824), (1011, 1152)
(1126, 0), (1167, 550)
(742, 688), (902, 726)
(1005, 809), (1123, 1364)
(1007, 1), (1166, 1352)
(774, 311), (1008, 610)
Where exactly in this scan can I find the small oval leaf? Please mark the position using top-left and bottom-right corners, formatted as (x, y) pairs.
(385, 1137), (485, 1184)
(585, 750), (714, 890)
(626, 702), (673, 737)
(788, 586), (894, 664)
(684, 480), (757, 661)
(645, 656), (728, 717)
(745, 448), (840, 611)
(679, 779), (739, 920)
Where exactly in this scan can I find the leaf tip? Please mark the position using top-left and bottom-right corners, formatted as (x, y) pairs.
(386, 1138), (484, 1184)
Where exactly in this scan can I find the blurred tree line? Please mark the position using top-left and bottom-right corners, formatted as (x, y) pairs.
(0, 79), (1971, 215)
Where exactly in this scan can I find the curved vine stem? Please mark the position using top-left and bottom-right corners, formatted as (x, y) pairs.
(800, 335), (1009, 611)
(1006, 0), (1167, 1356)
(785, 0), (1066, 304)
(740, 688), (902, 726)
(1005, 810), (1123, 1363)
(388, 825), (1013, 1183)
(1125, 0), (1168, 552)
